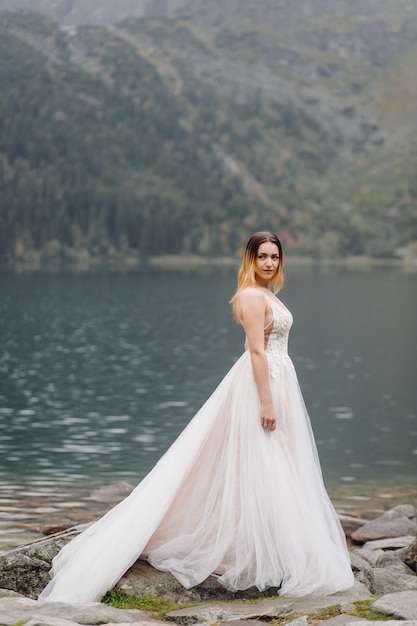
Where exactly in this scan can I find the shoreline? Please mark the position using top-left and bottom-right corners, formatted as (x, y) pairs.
(1, 476), (416, 556)
(2, 253), (417, 273)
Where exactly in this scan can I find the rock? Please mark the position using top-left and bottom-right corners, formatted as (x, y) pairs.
(351, 505), (417, 543)
(285, 617), (309, 626)
(363, 536), (416, 551)
(89, 482), (134, 502)
(118, 560), (281, 603)
(351, 548), (383, 567)
(226, 621), (271, 626)
(405, 538), (417, 572)
(338, 514), (367, 537)
(371, 568), (417, 595)
(372, 590), (417, 619)
(165, 595), (366, 626)
(226, 621), (270, 626)
(349, 622), (417, 626)
(376, 551), (416, 575)
(349, 552), (374, 590)
(0, 524), (87, 598)
(320, 617), (363, 626)
(19, 617), (84, 626)
(289, 594), (359, 614)
(335, 578), (372, 600)
(166, 598), (293, 625)
(0, 587), (24, 598)
(0, 595), (154, 626)
(41, 525), (75, 536)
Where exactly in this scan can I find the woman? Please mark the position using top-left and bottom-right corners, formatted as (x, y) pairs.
(39, 231), (353, 603)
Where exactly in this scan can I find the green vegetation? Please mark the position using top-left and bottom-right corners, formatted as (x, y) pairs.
(0, 8), (416, 265)
(307, 605), (341, 623)
(0, 8), (55, 35)
(101, 591), (392, 624)
(349, 599), (392, 621)
(102, 588), (194, 619)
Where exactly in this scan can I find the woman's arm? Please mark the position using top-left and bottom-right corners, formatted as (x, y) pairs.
(237, 289), (276, 431)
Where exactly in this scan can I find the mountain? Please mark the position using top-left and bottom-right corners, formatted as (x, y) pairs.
(0, 1), (416, 264)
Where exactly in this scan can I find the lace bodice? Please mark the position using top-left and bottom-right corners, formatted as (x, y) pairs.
(263, 294), (293, 378)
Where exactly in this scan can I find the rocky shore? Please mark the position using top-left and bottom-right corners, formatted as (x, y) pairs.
(0, 504), (416, 626)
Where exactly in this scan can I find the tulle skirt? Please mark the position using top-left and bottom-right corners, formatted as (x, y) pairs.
(39, 351), (353, 603)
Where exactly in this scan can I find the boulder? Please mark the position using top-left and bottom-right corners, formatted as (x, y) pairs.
(337, 514), (367, 537)
(371, 568), (417, 595)
(372, 590), (417, 620)
(165, 595), (369, 626)
(350, 622), (417, 626)
(376, 551), (416, 575)
(165, 598), (293, 625)
(117, 560), (281, 604)
(351, 548), (383, 567)
(17, 616), (83, 626)
(0, 595), (154, 626)
(405, 538), (417, 572)
(363, 536), (416, 551)
(351, 505), (417, 543)
(349, 552), (374, 591)
(0, 525), (87, 598)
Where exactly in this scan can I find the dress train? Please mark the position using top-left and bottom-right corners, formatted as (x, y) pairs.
(39, 295), (353, 603)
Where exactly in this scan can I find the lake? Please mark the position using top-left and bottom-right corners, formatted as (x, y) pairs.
(0, 264), (416, 549)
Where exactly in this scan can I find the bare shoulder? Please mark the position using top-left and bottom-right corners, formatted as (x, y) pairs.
(237, 287), (265, 312)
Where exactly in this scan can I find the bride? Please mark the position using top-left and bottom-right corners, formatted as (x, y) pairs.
(39, 231), (353, 603)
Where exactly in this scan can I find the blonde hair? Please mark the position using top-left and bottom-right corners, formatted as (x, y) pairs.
(231, 231), (284, 323)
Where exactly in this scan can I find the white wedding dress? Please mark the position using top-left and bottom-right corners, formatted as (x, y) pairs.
(39, 293), (353, 603)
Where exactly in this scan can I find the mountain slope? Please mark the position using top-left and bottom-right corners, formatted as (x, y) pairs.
(0, 4), (416, 262)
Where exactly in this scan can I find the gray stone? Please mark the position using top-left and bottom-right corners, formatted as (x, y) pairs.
(376, 551), (416, 575)
(371, 568), (417, 595)
(348, 622), (417, 626)
(165, 595), (370, 626)
(335, 578), (372, 600)
(225, 621), (270, 626)
(165, 599), (294, 625)
(351, 548), (383, 567)
(338, 514), (367, 537)
(349, 552), (374, 590)
(89, 482), (134, 502)
(0, 596), (153, 625)
(372, 590), (417, 619)
(321, 617), (363, 626)
(0, 587), (24, 598)
(351, 505), (417, 543)
(363, 536), (416, 551)
(21, 617), (84, 626)
(118, 560), (281, 603)
(405, 538), (417, 572)
(0, 524), (88, 598)
(289, 595), (360, 615)
(285, 617), (309, 626)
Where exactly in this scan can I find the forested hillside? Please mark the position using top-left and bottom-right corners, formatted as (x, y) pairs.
(0, 3), (416, 264)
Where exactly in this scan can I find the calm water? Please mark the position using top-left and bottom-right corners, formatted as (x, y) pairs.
(0, 265), (416, 501)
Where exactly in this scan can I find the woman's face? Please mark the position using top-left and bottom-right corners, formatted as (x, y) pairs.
(254, 241), (280, 286)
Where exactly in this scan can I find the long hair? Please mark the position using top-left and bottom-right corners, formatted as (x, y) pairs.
(231, 231), (284, 323)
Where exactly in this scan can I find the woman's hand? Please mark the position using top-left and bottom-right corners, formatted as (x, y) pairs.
(261, 400), (277, 431)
